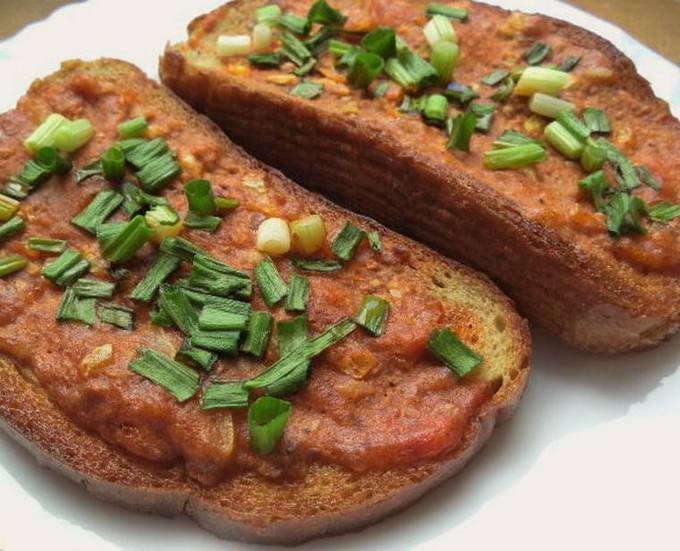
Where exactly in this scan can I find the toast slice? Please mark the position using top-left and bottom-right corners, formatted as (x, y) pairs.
(0, 59), (529, 544)
(160, 0), (680, 353)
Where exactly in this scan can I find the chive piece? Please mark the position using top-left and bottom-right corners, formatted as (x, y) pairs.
(293, 59), (317, 77)
(277, 315), (308, 357)
(160, 236), (206, 261)
(242, 311), (274, 358)
(56, 288), (96, 325)
(386, 49), (439, 92)
(0, 194), (20, 222)
(129, 348), (199, 402)
(71, 189), (124, 234)
(284, 274), (309, 312)
(245, 318), (356, 390)
(422, 94), (449, 126)
(129, 253), (181, 302)
(256, 4), (282, 25)
(0, 255), (28, 277)
(185, 179), (216, 216)
(489, 78), (515, 102)
(135, 152), (182, 192)
(514, 66), (569, 97)
(202, 381), (249, 410)
(26, 237), (68, 254)
(248, 396), (292, 455)
(361, 27), (397, 59)
(493, 130), (544, 149)
(176, 339), (218, 371)
(278, 12), (310, 35)
(468, 103), (496, 133)
(98, 302), (135, 330)
(158, 285), (199, 335)
(484, 143), (547, 170)
(447, 112), (477, 152)
(125, 138), (168, 168)
(544, 121), (584, 159)
(0, 216), (25, 242)
(578, 171), (611, 212)
(606, 192), (646, 236)
(184, 211), (222, 232)
(367, 231), (383, 252)
(41, 248), (90, 287)
(100, 145), (125, 182)
(399, 95), (427, 114)
(248, 52), (282, 67)
(482, 69), (510, 86)
(597, 139), (639, 191)
(635, 166), (661, 191)
(426, 3), (468, 20)
(304, 26), (336, 56)
(188, 254), (251, 298)
(349, 53), (385, 88)
(3, 180), (30, 200)
(646, 202), (680, 223)
(329, 39), (353, 57)
(145, 204), (180, 234)
(430, 41), (459, 85)
(215, 197), (240, 212)
(580, 139), (608, 174)
(150, 302), (173, 328)
(97, 215), (152, 264)
(117, 117), (148, 139)
(444, 82), (479, 105)
(74, 160), (104, 184)
(559, 56), (581, 72)
(424, 14), (456, 47)
(428, 328), (482, 376)
(556, 111), (591, 141)
(308, 0), (347, 25)
(524, 43), (552, 65)
(24, 114), (68, 153)
(583, 108), (611, 134)
(72, 278), (115, 298)
(254, 256), (287, 307)
(290, 81), (324, 99)
(354, 295), (390, 336)
(53, 119), (95, 153)
(331, 222), (364, 261)
(199, 297), (251, 331)
(36, 146), (72, 174)
(528, 92), (575, 119)
(280, 31), (312, 66)
(292, 258), (343, 272)
(13, 159), (51, 188)
(190, 330), (240, 355)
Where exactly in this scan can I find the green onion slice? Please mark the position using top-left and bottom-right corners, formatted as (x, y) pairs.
(489, 78), (515, 102)
(0, 194), (20, 222)
(248, 52), (282, 67)
(430, 40), (459, 85)
(277, 315), (308, 357)
(422, 94), (449, 126)
(97, 215), (152, 264)
(215, 197), (240, 212)
(307, 0), (347, 26)
(484, 143), (547, 170)
(199, 297), (251, 331)
(0, 254), (28, 278)
(646, 202), (680, 224)
(56, 288), (96, 325)
(281, 31), (312, 66)
(241, 311), (274, 358)
(129, 348), (199, 402)
(190, 330), (240, 355)
(354, 295), (390, 336)
(367, 231), (382, 252)
(53, 119), (95, 153)
(160, 236), (207, 261)
(72, 278), (115, 298)
(544, 121), (584, 159)
(129, 253), (181, 302)
(176, 339), (218, 372)
(578, 171), (610, 213)
(36, 146), (72, 174)
(428, 328), (482, 376)
(292, 258), (343, 272)
(202, 381), (249, 410)
(98, 302), (135, 330)
(125, 138), (168, 168)
(606, 192), (646, 236)
(23, 113), (68, 153)
(468, 102), (496, 133)
(184, 211), (222, 232)
(248, 396), (292, 455)
(482, 69), (510, 86)
(158, 285), (200, 335)
(330, 222), (364, 261)
(101, 145), (126, 182)
(0, 216), (25, 243)
(447, 112), (477, 152)
(41, 248), (90, 287)
(528, 92), (574, 119)
(524, 43), (552, 65)
(256, 4), (282, 25)
(635, 166), (661, 191)
(580, 139), (608, 174)
(284, 273), (309, 312)
(117, 117), (148, 139)
(278, 12), (311, 35)
(556, 111), (591, 141)
(493, 130), (544, 149)
(290, 81), (323, 99)
(254, 256), (288, 307)
(582, 107), (611, 134)
(135, 153), (182, 193)
(349, 52), (385, 88)
(185, 179), (216, 216)
(559, 56), (581, 72)
(444, 82), (479, 105)
(426, 3), (468, 20)
(74, 160), (104, 184)
(361, 27), (397, 59)
(597, 139), (640, 191)
(71, 189), (124, 234)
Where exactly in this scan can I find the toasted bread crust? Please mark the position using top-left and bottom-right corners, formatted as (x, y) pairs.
(0, 59), (529, 544)
(160, 0), (680, 354)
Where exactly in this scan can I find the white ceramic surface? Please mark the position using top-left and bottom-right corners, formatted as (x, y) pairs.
(0, 2), (678, 550)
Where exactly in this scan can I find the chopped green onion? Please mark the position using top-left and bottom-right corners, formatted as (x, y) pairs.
(292, 258), (343, 272)
(329, 39), (353, 57)
(468, 103), (496, 132)
(97, 215), (152, 264)
(184, 211), (222, 232)
(145, 203), (180, 227)
(188, 254), (251, 298)
(348, 52), (385, 88)
(0, 194), (20, 222)
(135, 152), (182, 193)
(361, 27), (397, 59)
(256, 4), (282, 25)
(428, 328), (482, 376)
(115, 138), (146, 155)
(101, 145), (126, 182)
(482, 69), (510, 86)
(426, 3), (468, 20)
(248, 52), (282, 67)
(125, 138), (167, 168)
(281, 32), (312, 66)
(27, 237), (67, 254)
(41, 248), (90, 287)
(559, 56), (581, 72)
(493, 130), (544, 149)
(385, 49), (439, 92)
(430, 41), (459, 84)
(484, 143), (547, 169)
(277, 315), (308, 357)
(215, 197), (240, 212)
(424, 14), (458, 48)
(117, 117), (148, 139)
(556, 111), (591, 141)
(578, 171), (610, 212)
(150, 302), (173, 327)
(71, 189), (124, 234)
(158, 285), (199, 335)
(290, 81), (323, 99)
(446, 112), (477, 152)
(544, 121), (584, 159)
(582, 107), (611, 133)
(528, 92), (574, 119)
(254, 256), (287, 307)
(580, 138), (608, 173)
(293, 59), (317, 77)
(190, 330), (240, 355)
(74, 160), (104, 184)
(129, 348), (199, 402)
(56, 288), (96, 325)
(72, 278), (115, 298)
(646, 202), (680, 223)
(304, 27), (335, 56)
(524, 43), (552, 65)
(185, 178), (216, 216)
(635, 166), (661, 191)
(201, 381), (249, 409)
(444, 82), (478, 105)
(248, 396), (292, 455)
(160, 236), (206, 262)
(12, 159), (51, 189)
(0, 255), (28, 278)
(331, 222), (365, 261)
(422, 94), (449, 126)
(489, 78), (514, 102)
(514, 66), (569, 97)
(53, 119), (95, 152)
(36, 146), (72, 174)
(399, 95), (427, 114)
(354, 295), (390, 336)
(606, 192), (646, 235)
(2, 180), (30, 200)
(0, 216), (25, 243)
(129, 253), (181, 302)
(24, 113), (68, 153)
(597, 139), (639, 191)
(199, 297), (251, 331)
(367, 231), (382, 252)
(176, 339), (218, 372)
(241, 311), (274, 358)
(308, 0), (347, 26)
(285, 273), (309, 312)
(278, 12), (311, 35)
(98, 302), (135, 330)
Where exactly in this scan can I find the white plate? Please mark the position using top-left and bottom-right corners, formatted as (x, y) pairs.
(1, 2), (679, 550)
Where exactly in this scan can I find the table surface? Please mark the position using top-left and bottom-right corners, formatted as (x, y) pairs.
(1, 0), (679, 65)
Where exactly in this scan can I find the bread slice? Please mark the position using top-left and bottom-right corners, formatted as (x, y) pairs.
(0, 59), (529, 544)
(160, 0), (680, 354)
